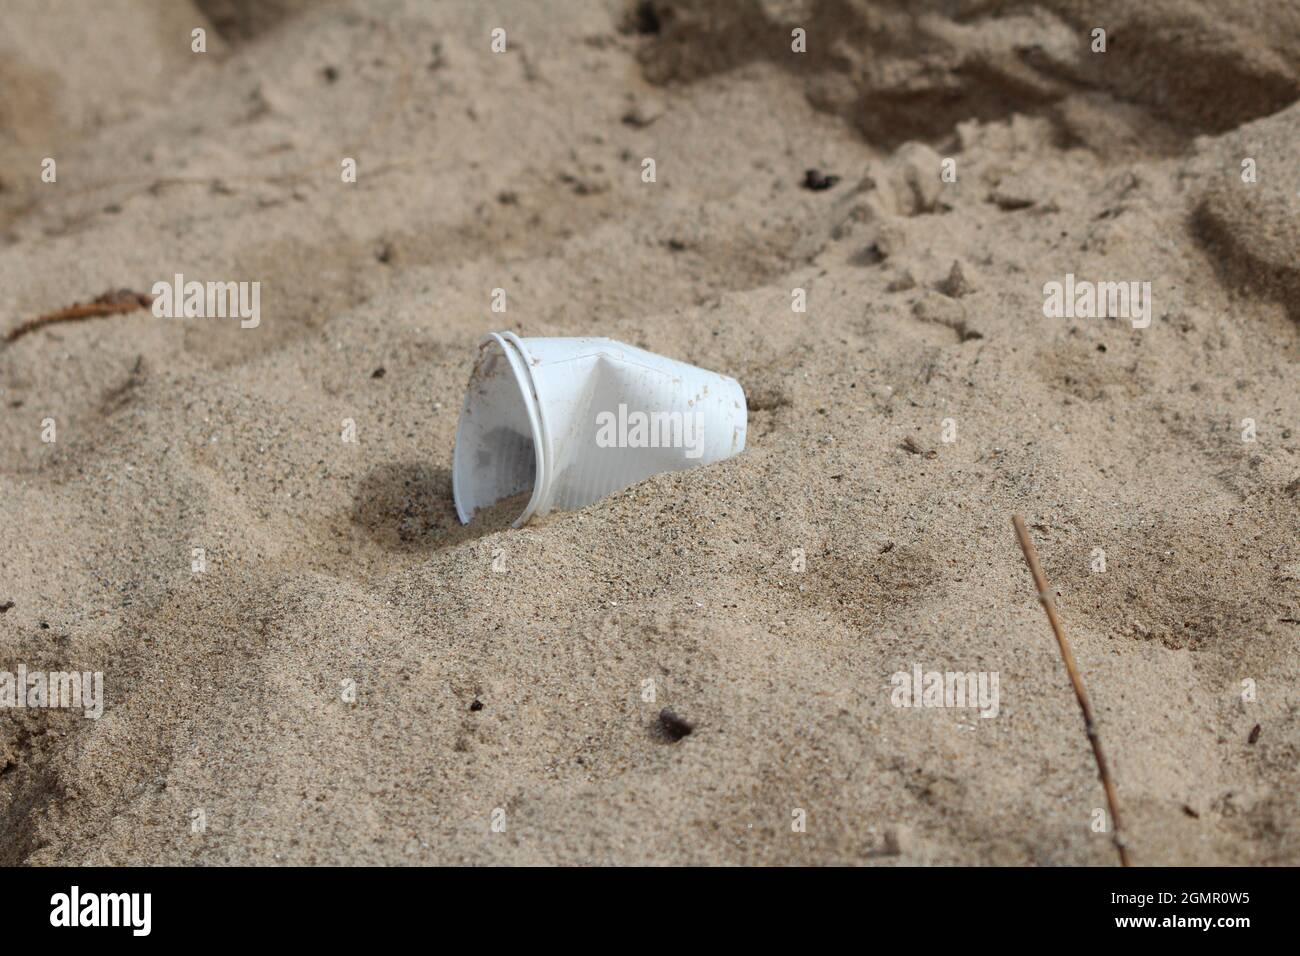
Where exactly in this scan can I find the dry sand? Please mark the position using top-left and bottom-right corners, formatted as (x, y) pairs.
(1, 0), (1297, 865)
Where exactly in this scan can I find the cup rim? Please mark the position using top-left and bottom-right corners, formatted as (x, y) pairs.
(451, 332), (549, 527)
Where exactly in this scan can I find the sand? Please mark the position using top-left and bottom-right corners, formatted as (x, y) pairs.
(1, 0), (1297, 865)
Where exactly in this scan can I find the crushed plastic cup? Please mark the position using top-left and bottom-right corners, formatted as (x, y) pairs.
(453, 332), (747, 527)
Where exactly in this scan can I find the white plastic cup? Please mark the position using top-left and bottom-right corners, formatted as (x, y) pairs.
(453, 332), (747, 527)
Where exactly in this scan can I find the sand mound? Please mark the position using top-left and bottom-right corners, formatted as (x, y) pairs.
(636, 1), (1300, 144)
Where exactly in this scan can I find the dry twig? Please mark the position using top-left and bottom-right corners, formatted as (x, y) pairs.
(1012, 514), (1131, 867)
(3, 289), (154, 345)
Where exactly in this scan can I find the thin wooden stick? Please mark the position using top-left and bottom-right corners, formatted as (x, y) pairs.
(3, 289), (153, 345)
(1012, 514), (1131, 867)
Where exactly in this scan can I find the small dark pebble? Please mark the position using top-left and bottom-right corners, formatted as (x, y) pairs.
(631, 0), (661, 34)
(1182, 804), (1200, 818)
(802, 168), (840, 191)
(323, 65), (339, 83)
(371, 367), (386, 379)
(1248, 723), (1261, 744)
(39, 622), (49, 629)
(469, 698), (484, 712)
(0, 600), (13, 613)
(658, 707), (694, 741)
